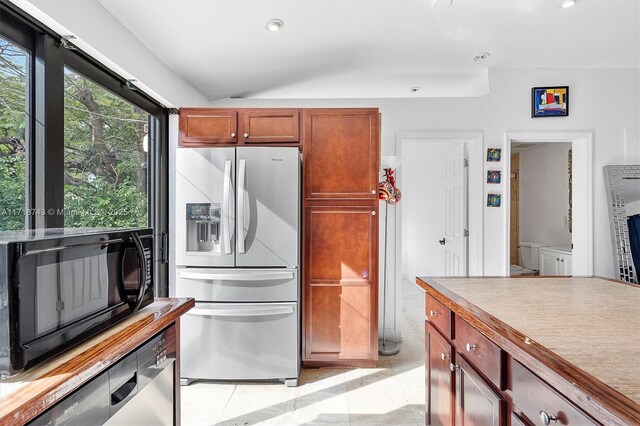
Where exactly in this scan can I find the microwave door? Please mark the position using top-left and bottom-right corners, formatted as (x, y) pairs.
(236, 147), (300, 268)
(176, 147), (235, 267)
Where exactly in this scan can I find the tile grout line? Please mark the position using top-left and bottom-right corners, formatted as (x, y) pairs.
(214, 384), (238, 426)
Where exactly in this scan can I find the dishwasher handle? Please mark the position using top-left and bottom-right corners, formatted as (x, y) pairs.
(187, 305), (294, 318)
(111, 372), (137, 406)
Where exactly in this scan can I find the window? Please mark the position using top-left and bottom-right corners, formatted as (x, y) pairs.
(0, 36), (29, 230)
(0, 4), (169, 294)
(63, 67), (150, 227)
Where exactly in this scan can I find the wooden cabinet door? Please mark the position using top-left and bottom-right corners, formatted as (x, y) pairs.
(455, 355), (505, 426)
(426, 323), (454, 426)
(303, 109), (379, 200)
(304, 205), (378, 362)
(240, 109), (300, 143)
(179, 109), (237, 146)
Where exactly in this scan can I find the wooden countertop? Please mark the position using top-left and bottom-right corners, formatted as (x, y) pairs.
(0, 297), (194, 426)
(416, 276), (640, 425)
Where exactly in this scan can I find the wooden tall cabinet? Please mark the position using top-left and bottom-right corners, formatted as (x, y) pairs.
(302, 108), (380, 367)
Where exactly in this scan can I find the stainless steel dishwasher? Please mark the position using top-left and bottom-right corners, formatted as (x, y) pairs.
(28, 327), (176, 426)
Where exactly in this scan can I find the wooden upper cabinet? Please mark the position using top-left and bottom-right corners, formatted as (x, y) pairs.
(240, 109), (300, 144)
(179, 109), (237, 146)
(303, 109), (380, 200)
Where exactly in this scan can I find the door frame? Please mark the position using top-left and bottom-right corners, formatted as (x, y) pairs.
(504, 131), (593, 276)
(388, 131), (483, 342)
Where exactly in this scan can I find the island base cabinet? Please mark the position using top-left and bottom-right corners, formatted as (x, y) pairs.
(511, 360), (598, 426)
(426, 323), (454, 425)
(454, 355), (505, 426)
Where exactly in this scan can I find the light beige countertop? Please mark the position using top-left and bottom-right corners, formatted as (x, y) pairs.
(416, 276), (640, 405)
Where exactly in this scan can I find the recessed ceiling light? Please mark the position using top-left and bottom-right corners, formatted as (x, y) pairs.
(265, 19), (284, 32)
(560, 0), (577, 8)
(410, 87), (421, 93)
(473, 52), (491, 62)
(431, 0), (453, 9)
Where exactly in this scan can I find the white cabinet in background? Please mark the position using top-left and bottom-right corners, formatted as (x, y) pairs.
(539, 247), (572, 276)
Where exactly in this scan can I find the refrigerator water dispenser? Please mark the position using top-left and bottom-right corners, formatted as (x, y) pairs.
(186, 203), (221, 253)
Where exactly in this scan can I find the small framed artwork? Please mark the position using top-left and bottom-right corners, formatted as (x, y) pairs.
(487, 193), (501, 207)
(487, 148), (501, 162)
(487, 170), (501, 184)
(531, 86), (569, 117)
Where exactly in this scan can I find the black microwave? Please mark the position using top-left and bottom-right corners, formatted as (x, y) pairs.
(0, 228), (154, 378)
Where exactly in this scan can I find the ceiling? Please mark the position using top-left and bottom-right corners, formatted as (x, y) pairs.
(98, 0), (639, 101)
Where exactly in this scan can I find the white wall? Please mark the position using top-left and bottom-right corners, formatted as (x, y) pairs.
(11, 0), (209, 107)
(519, 143), (572, 249)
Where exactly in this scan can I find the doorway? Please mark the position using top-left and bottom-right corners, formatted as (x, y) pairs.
(389, 131), (483, 342)
(505, 132), (593, 276)
(509, 142), (572, 276)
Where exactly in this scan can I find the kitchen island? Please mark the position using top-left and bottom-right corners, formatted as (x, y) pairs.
(0, 297), (194, 425)
(416, 276), (640, 425)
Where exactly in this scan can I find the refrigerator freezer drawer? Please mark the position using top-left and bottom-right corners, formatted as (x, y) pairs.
(180, 302), (299, 381)
(175, 267), (298, 302)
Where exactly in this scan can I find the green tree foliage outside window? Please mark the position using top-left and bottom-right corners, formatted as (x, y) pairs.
(1, 38), (149, 231)
(64, 68), (149, 228)
(0, 38), (27, 231)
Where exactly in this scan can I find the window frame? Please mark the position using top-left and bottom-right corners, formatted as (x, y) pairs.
(0, 2), (170, 293)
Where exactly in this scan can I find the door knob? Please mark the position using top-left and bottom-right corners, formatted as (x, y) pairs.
(539, 411), (558, 425)
(243, 133), (249, 138)
(439, 238), (446, 246)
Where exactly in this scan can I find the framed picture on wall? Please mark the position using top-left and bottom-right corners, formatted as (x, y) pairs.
(487, 193), (502, 207)
(487, 148), (501, 162)
(531, 86), (569, 117)
(487, 170), (501, 184)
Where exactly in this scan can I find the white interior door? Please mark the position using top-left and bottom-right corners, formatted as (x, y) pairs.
(443, 143), (468, 276)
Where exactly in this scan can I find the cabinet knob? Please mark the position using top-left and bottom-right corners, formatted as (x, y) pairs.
(556, 258), (560, 262)
(371, 189), (376, 194)
(231, 132), (236, 138)
(429, 309), (439, 317)
(561, 259), (565, 262)
(539, 411), (558, 425)
(371, 211), (376, 216)
(449, 363), (459, 372)
(243, 133), (249, 138)
(465, 343), (477, 352)
(440, 352), (449, 361)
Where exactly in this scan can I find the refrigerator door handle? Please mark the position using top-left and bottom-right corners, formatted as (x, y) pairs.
(222, 160), (233, 254)
(177, 269), (294, 281)
(186, 305), (294, 318)
(237, 158), (247, 253)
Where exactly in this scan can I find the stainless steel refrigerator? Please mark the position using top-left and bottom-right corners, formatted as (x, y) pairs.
(174, 147), (300, 386)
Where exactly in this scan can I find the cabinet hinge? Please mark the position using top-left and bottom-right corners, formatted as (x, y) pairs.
(463, 158), (469, 168)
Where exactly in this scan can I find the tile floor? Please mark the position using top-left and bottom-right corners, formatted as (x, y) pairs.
(181, 279), (425, 426)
